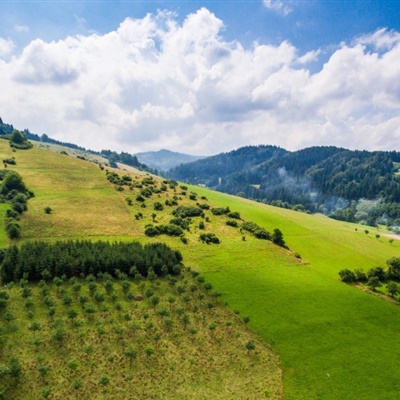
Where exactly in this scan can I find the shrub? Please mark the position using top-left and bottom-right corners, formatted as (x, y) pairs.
(145, 224), (183, 237)
(6, 221), (20, 239)
(338, 269), (355, 283)
(226, 220), (238, 227)
(144, 226), (159, 237)
(354, 269), (367, 282)
(367, 267), (387, 281)
(140, 188), (152, 198)
(44, 206), (52, 214)
(211, 207), (230, 216)
(169, 217), (189, 230)
(200, 233), (220, 244)
(241, 221), (259, 233)
(271, 228), (286, 247)
(228, 211), (240, 219)
(153, 202), (164, 211)
(254, 229), (270, 240)
(3, 157), (16, 165)
(11, 201), (26, 214)
(172, 206), (203, 218)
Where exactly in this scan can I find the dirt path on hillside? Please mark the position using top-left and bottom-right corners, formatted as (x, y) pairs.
(382, 233), (400, 241)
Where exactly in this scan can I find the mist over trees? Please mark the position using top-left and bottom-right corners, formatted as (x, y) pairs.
(167, 145), (400, 228)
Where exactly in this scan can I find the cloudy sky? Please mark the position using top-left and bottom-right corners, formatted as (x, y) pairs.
(1, 1), (400, 155)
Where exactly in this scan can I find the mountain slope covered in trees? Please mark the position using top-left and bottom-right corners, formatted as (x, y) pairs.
(168, 145), (400, 228)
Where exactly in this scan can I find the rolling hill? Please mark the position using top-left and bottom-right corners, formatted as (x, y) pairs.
(0, 137), (400, 399)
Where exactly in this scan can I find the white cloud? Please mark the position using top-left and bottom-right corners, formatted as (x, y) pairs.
(1, 10), (400, 155)
(15, 25), (30, 33)
(0, 38), (14, 58)
(263, 0), (293, 16)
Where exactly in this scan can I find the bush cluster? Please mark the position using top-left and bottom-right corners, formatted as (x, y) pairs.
(200, 233), (220, 244)
(0, 170), (33, 239)
(339, 257), (400, 295)
(211, 207), (230, 216)
(145, 224), (184, 238)
(172, 206), (204, 218)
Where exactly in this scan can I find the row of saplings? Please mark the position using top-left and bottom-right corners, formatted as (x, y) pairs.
(339, 257), (400, 297)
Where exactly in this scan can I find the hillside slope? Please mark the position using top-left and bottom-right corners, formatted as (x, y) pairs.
(0, 140), (283, 399)
(2, 141), (400, 399)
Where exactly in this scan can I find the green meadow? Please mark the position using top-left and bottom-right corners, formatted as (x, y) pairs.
(1, 140), (400, 399)
(185, 188), (400, 400)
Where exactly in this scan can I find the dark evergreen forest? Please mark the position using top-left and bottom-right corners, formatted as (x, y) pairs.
(168, 145), (400, 228)
(0, 241), (183, 283)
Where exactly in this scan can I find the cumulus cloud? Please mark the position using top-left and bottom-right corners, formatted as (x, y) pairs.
(263, 0), (293, 16)
(0, 11), (400, 155)
(0, 38), (14, 58)
(12, 38), (81, 84)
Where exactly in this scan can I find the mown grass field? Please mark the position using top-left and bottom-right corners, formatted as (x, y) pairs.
(1, 140), (400, 399)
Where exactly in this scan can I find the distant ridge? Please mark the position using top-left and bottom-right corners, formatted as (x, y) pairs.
(167, 144), (400, 227)
(134, 149), (206, 171)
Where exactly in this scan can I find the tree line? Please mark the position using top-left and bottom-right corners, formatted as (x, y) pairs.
(339, 257), (400, 296)
(0, 240), (183, 283)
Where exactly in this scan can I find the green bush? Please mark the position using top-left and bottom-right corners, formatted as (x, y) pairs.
(172, 206), (203, 218)
(254, 229), (270, 240)
(226, 220), (238, 227)
(5, 221), (20, 239)
(154, 202), (164, 211)
(228, 211), (241, 219)
(211, 207), (230, 216)
(200, 233), (220, 244)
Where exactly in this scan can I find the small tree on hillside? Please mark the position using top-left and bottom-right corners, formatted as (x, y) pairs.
(367, 276), (381, 292)
(386, 282), (399, 298)
(272, 228), (286, 247)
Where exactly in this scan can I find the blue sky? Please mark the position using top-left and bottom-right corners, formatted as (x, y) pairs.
(1, 1), (400, 154)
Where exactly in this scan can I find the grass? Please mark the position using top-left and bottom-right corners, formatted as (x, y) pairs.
(0, 142), (134, 240)
(182, 187), (400, 399)
(1, 141), (400, 398)
(0, 270), (281, 399)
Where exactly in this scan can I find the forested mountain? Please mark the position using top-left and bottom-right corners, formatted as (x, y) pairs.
(168, 145), (288, 187)
(167, 145), (400, 228)
(134, 149), (205, 171)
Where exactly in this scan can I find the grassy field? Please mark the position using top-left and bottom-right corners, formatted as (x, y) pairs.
(0, 270), (281, 399)
(183, 187), (400, 400)
(1, 141), (400, 398)
(0, 141), (134, 243)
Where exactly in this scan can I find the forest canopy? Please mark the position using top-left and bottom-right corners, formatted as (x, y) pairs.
(0, 240), (183, 283)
